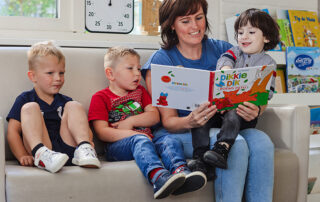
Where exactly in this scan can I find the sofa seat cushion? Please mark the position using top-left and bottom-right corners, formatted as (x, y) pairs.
(5, 160), (214, 202)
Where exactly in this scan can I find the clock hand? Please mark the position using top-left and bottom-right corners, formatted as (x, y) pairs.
(108, 0), (112, 6)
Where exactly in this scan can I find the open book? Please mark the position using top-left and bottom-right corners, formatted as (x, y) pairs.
(151, 64), (276, 111)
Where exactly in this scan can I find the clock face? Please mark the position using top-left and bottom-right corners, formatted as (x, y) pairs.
(85, 0), (134, 33)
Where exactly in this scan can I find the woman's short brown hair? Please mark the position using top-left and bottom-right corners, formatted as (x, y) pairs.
(234, 8), (280, 51)
(159, 0), (210, 50)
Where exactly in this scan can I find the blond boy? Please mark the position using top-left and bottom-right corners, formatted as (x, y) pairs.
(6, 41), (100, 173)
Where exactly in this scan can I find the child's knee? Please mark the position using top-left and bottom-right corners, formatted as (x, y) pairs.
(21, 102), (40, 114)
(64, 101), (84, 111)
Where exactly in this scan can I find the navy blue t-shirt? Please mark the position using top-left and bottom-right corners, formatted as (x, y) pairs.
(7, 89), (72, 139)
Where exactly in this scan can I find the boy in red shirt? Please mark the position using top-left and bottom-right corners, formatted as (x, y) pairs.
(88, 46), (206, 199)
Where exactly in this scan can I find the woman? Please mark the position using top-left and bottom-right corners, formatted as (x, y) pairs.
(141, 0), (274, 201)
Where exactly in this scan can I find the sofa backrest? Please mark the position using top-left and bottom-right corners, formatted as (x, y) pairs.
(0, 46), (157, 160)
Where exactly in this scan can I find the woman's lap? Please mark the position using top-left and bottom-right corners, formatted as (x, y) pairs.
(154, 127), (274, 202)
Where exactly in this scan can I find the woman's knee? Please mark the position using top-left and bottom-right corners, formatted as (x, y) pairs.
(240, 128), (274, 152)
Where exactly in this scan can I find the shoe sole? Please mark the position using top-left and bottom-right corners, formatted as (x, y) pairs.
(48, 154), (69, 173)
(203, 151), (227, 169)
(154, 173), (185, 199)
(172, 171), (207, 195)
(72, 158), (101, 168)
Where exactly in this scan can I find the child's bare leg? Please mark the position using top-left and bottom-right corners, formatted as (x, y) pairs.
(60, 101), (91, 146)
(20, 102), (51, 153)
(60, 101), (100, 168)
(21, 102), (69, 173)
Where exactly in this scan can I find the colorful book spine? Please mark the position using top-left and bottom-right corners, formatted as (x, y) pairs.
(277, 19), (294, 51)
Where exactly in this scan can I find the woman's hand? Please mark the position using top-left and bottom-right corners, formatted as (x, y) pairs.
(236, 102), (259, 121)
(187, 102), (217, 128)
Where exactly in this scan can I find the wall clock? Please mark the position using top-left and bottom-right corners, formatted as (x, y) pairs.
(85, 0), (134, 33)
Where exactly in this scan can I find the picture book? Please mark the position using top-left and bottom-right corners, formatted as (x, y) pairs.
(287, 10), (320, 47)
(277, 19), (294, 51)
(286, 47), (320, 93)
(151, 64), (276, 111)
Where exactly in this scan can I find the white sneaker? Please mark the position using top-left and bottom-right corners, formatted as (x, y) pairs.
(34, 146), (69, 173)
(72, 143), (101, 168)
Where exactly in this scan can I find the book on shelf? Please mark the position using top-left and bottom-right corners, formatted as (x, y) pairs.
(277, 19), (294, 51)
(287, 9), (320, 47)
(310, 106), (320, 135)
(286, 47), (320, 93)
(151, 64), (276, 111)
(225, 15), (238, 46)
(275, 68), (286, 93)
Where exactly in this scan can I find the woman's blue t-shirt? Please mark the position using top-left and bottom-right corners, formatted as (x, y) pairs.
(142, 38), (232, 117)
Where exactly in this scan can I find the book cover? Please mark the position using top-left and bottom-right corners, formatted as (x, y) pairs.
(225, 16), (238, 46)
(286, 47), (320, 93)
(287, 10), (320, 47)
(277, 19), (294, 51)
(151, 64), (275, 111)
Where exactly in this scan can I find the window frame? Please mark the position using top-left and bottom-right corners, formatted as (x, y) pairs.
(0, 0), (72, 32)
(0, 0), (162, 48)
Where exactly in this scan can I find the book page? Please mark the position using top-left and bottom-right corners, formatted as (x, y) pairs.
(151, 64), (210, 111)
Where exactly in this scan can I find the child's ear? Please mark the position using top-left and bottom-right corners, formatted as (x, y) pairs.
(105, 67), (114, 81)
(27, 70), (36, 82)
(264, 38), (270, 43)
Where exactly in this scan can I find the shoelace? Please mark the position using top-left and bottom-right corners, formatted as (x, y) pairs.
(80, 146), (97, 158)
(40, 149), (59, 163)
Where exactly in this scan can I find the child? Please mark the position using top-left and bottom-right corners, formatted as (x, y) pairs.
(88, 46), (207, 199)
(189, 8), (279, 171)
(6, 41), (101, 173)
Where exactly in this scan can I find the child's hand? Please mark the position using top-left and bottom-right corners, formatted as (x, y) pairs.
(111, 118), (134, 130)
(19, 155), (34, 166)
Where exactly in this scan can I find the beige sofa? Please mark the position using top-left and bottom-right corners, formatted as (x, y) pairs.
(0, 46), (310, 202)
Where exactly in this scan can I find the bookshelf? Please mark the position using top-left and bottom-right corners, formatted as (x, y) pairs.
(268, 51), (320, 202)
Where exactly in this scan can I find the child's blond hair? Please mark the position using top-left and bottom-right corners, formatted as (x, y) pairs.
(104, 46), (140, 69)
(27, 41), (65, 70)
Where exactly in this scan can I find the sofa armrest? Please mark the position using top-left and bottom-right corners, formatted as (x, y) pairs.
(256, 104), (310, 202)
(0, 117), (5, 202)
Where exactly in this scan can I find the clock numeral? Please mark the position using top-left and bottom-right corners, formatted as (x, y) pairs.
(86, 1), (92, 6)
(95, 21), (101, 26)
(124, 14), (129, 18)
(106, 25), (112, 30)
(126, 3), (132, 8)
(118, 21), (124, 27)
(88, 12), (95, 17)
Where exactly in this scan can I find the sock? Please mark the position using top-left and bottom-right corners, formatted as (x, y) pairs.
(77, 141), (90, 147)
(149, 168), (165, 183)
(31, 143), (44, 157)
